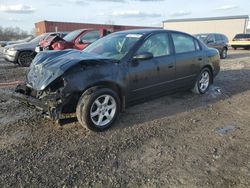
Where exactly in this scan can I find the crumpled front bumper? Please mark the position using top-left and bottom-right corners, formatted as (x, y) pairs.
(12, 84), (64, 120)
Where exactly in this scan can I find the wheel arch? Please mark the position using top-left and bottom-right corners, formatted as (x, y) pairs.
(17, 50), (35, 65)
(201, 65), (214, 83)
(81, 81), (126, 111)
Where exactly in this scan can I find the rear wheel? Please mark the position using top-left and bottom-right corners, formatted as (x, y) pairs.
(232, 46), (237, 50)
(17, 51), (33, 67)
(192, 68), (212, 94)
(76, 87), (120, 131)
(220, 48), (227, 59)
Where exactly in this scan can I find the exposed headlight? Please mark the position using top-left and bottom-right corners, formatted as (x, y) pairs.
(8, 47), (16, 51)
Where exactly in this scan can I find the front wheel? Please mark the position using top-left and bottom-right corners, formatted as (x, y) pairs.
(17, 51), (33, 67)
(192, 68), (212, 94)
(76, 87), (120, 131)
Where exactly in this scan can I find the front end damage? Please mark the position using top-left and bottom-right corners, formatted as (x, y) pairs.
(13, 79), (69, 121)
(12, 49), (117, 121)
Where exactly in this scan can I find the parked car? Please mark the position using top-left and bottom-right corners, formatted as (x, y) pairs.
(36, 32), (68, 52)
(0, 41), (8, 47)
(3, 32), (61, 67)
(14, 29), (220, 131)
(195, 33), (228, 59)
(35, 29), (112, 52)
(0, 36), (34, 47)
(230, 34), (250, 50)
(6, 36), (34, 46)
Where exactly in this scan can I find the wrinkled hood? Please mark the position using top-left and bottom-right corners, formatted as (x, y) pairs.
(27, 49), (112, 91)
(4, 41), (37, 51)
(40, 35), (64, 47)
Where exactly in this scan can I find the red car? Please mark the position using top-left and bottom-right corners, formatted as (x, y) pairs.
(52, 29), (111, 50)
(36, 28), (110, 52)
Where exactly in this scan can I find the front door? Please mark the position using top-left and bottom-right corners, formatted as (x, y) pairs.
(128, 32), (176, 101)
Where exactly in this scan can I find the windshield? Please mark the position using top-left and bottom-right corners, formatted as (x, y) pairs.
(63, 30), (83, 42)
(29, 34), (47, 44)
(195, 34), (209, 43)
(83, 33), (142, 60)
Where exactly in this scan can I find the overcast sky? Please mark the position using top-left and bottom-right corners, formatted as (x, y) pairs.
(0, 0), (249, 32)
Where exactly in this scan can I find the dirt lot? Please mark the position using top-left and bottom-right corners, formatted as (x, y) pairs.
(0, 49), (250, 187)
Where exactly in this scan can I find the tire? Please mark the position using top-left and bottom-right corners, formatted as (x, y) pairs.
(76, 87), (120, 131)
(17, 51), (33, 67)
(220, 48), (227, 59)
(192, 68), (212, 94)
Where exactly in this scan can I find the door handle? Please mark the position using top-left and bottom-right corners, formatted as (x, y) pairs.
(198, 57), (203, 61)
(168, 65), (174, 69)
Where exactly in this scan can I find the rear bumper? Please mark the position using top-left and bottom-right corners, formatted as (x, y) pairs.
(229, 42), (250, 48)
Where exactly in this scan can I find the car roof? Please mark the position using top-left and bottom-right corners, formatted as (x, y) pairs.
(195, 33), (225, 36)
(114, 29), (194, 36)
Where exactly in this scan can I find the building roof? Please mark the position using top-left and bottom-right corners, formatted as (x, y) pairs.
(36, 20), (160, 28)
(164, 15), (249, 23)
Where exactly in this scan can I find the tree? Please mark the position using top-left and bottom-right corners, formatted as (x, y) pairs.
(0, 26), (30, 41)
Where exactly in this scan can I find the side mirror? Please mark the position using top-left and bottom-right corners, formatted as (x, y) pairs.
(133, 52), (153, 61)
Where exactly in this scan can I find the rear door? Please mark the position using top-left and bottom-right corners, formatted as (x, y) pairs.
(128, 32), (176, 101)
(171, 32), (203, 88)
(214, 34), (223, 53)
(75, 30), (101, 50)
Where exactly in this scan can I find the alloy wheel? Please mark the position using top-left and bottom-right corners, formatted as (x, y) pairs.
(199, 71), (210, 93)
(90, 94), (117, 127)
(18, 52), (33, 67)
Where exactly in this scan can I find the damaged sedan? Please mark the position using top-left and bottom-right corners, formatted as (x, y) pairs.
(14, 29), (220, 131)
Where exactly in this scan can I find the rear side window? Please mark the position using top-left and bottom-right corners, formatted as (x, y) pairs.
(137, 33), (171, 57)
(222, 35), (229, 43)
(80, 30), (100, 43)
(194, 40), (201, 50)
(171, 33), (196, 53)
(215, 34), (221, 42)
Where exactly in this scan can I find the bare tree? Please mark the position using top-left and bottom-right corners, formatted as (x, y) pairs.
(0, 26), (30, 41)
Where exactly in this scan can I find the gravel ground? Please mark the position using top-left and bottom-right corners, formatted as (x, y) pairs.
(0, 48), (250, 187)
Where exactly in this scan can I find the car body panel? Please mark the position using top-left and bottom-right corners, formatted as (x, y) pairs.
(27, 49), (119, 91)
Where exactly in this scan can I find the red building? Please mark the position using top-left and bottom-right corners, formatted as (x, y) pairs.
(35, 20), (160, 35)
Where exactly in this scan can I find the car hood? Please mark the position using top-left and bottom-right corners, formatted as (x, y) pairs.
(40, 35), (64, 47)
(27, 49), (115, 91)
(5, 42), (37, 50)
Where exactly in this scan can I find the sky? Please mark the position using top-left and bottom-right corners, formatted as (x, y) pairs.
(0, 0), (250, 32)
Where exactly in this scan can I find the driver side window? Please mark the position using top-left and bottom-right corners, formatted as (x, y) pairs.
(80, 30), (100, 43)
(137, 33), (171, 57)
